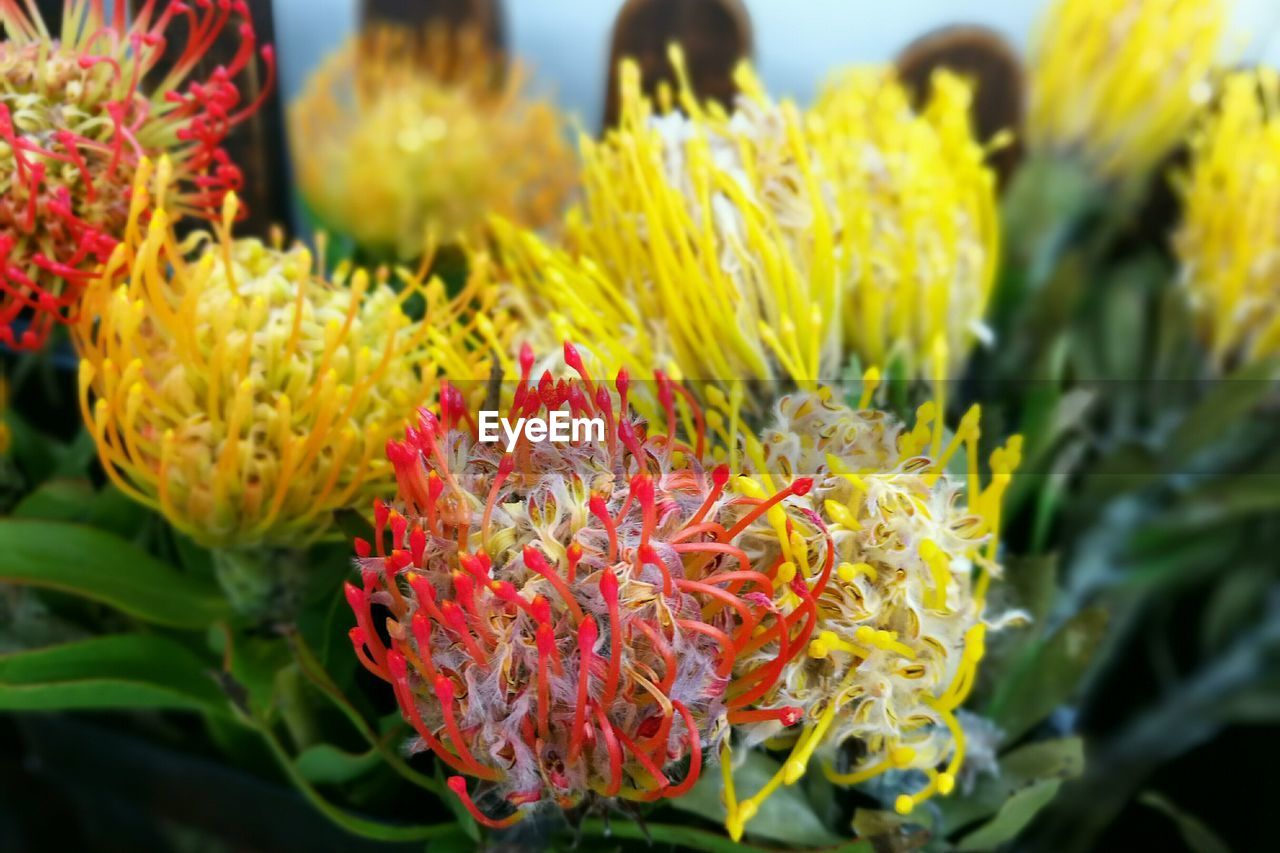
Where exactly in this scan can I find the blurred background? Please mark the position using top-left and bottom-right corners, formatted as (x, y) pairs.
(275, 0), (1280, 132)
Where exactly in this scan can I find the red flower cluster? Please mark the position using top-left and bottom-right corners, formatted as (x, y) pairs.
(0, 0), (273, 349)
(346, 345), (824, 827)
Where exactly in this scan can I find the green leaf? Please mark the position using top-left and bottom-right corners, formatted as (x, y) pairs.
(11, 480), (149, 537)
(1139, 791), (1232, 853)
(674, 750), (845, 846)
(0, 519), (229, 629)
(987, 609), (1108, 742)
(938, 737), (1083, 836)
(1166, 358), (1280, 463)
(294, 744), (382, 785)
(955, 778), (1061, 851)
(0, 634), (228, 716)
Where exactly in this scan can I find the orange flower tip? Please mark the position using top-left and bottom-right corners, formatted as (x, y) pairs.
(566, 542), (584, 562)
(373, 499), (389, 526)
(387, 650), (408, 681)
(446, 776), (468, 796)
(563, 341), (587, 374)
(442, 601), (467, 630)
(343, 581), (365, 609)
(531, 595), (552, 624)
(600, 568), (620, 602)
(519, 343), (536, 375)
(615, 368), (630, 395)
(536, 623), (556, 655)
(630, 473), (655, 502)
(712, 464), (731, 488)
(588, 494), (609, 516)
(354, 537), (371, 558)
(638, 544), (659, 566)
(791, 477), (815, 496)
(434, 675), (455, 701)
(522, 546), (550, 573)
(578, 616), (599, 646)
(780, 706), (803, 726)
(348, 627), (365, 646)
(496, 454), (515, 477)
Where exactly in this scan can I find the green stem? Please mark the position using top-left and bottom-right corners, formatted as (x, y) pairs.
(255, 716), (461, 843)
(576, 818), (871, 852)
(287, 628), (444, 795)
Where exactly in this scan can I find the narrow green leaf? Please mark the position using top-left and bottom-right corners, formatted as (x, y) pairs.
(938, 737), (1083, 836)
(673, 751), (844, 846)
(987, 609), (1108, 742)
(955, 778), (1061, 851)
(1139, 791), (1232, 853)
(0, 634), (227, 716)
(1166, 358), (1280, 463)
(0, 519), (229, 628)
(295, 744), (382, 785)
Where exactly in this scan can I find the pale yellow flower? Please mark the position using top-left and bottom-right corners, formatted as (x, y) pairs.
(1028, 0), (1226, 181)
(290, 27), (575, 260)
(1174, 69), (1280, 365)
(494, 47), (998, 392)
(722, 379), (1022, 840)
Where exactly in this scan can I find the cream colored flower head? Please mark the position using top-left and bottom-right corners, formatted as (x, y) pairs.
(723, 382), (1023, 840)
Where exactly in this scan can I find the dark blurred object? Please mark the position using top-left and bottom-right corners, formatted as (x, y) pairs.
(360, 0), (506, 53)
(896, 25), (1025, 188)
(3, 714), (422, 853)
(127, 0), (288, 238)
(603, 0), (752, 129)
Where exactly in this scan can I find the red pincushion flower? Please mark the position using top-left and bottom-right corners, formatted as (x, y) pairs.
(346, 344), (818, 827)
(0, 0), (274, 350)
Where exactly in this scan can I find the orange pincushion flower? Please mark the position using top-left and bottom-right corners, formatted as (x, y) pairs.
(346, 344), (817, 827)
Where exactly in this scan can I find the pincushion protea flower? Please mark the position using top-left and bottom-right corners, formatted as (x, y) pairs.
(346, 343), (816, 827)
(1174, 69), (1280, 366)
(722, 381), (1022, 840)
(290, 26), (575, 261)
(0, 0), (273, 351)
(493, 46), (997, 391)
(1027, 0), (1225, 182)
(75, 157), (503, 551)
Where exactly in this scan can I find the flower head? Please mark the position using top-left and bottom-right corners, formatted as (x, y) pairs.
(723, 382), (1022, 839)
(1027, 0), (1225, 181)
(75, 158), (500, 550)
(290, 26), (575, 261)
(347, 344), (811, 826)
(1174, 69), (1280, 366)
(494, 47), (997, 392)
(1, 0), (273, 350)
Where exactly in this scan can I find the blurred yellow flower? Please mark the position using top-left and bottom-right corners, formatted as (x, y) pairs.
(494, 47), (998, 392)
(1028, 0), (1226, 181)
(75, 158), (503, 550)
(290, 27), (575, 260)
(1174, 69), (1280, 366)
(723, 380), (1022, 840)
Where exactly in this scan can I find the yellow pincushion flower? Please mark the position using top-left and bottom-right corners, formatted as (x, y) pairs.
(495, 47), (998, 391)
(75, 158), (503, 550)
(1174, 69), (1280, 366)
(290, 27), (575, 260)
(721, 380), (1022, 840)
(1028, 0), (1226, 181)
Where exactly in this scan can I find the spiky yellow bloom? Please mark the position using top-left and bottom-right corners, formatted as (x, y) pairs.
(1028, 0), (1226, 181)
(290, 27), (575, 260)
(1174, 69), (1280, 365)
(74, 158), (503, 550)
(720, 378), (1022, 840)
(494, 47), (998, 393)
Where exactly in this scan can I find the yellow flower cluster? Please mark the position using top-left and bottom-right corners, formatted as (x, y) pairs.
(1028, 0), (1226, 181)
(724, 380), (1022, 840)
(75, 158), (503, 550)
(1174, 69), (1280, 366)
(290, 27), (576, 260)
(494, 47), (997, 390)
